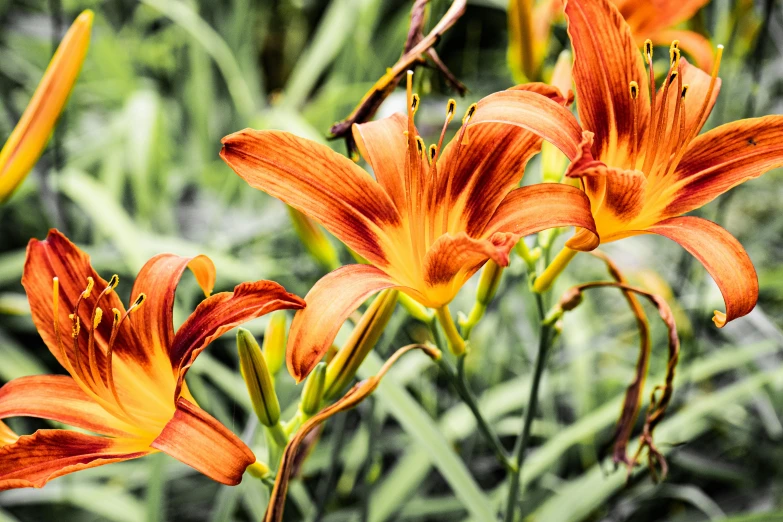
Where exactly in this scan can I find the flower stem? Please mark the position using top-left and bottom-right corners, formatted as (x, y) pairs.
(435, 305), (466, 356)
(267, 421), (289, 448)
(532, 247), (578, 293)
(504, 293), (554, 521)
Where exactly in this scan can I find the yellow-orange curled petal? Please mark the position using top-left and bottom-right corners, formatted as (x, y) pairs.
(0, 10), (93, 203)
(151, 398), (255, 486)
(0, 430), (150, 490)
(130, 253), (216, 380)
(170, 280), (305, 393)
(0, 375), (139, 438)
(220, 129), (401, 267)
(485, 184), (599, 251)
(287, 264), (404, 382)
(665, 115), (783, 218)
(647, 216), (757, 327)
(564, 0), (650, 166)
(0, 422), (17, 447)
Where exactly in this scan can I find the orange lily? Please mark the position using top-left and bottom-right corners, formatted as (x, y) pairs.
(611, 0), (714, 71)
(0, 11), (92, 203)
(518, 0), (783, 328)
(221, 74), (599, 380)
(0, 230), (304, 489)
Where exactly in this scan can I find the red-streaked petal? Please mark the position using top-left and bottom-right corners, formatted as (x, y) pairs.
(660, 58), (720, 144)
(485, 184), (599, 251)
(220, 129), (401, 266)
(21, 230), (144, 379)
(437, 122), (543, 237)
(650, 30), (714, 72)
(287, 265), (402, 381)
(0, 422), (17, 446)
(422, 232), (518, 296)
(352, 113), (407, 212)
(664, 115), (783, 217)
(0, 430), (150, 490)
(565, 0), (650, 165)
(151, 398), (254, 486)
(170, 281), (304, 392)
(0, 375), (138, 438)
(469, 89), (585, 161)
(647, 216), (757, 327)
(130, 254), (216, 373)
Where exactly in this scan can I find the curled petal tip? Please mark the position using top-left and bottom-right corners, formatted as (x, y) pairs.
(712, 310), (727, 328)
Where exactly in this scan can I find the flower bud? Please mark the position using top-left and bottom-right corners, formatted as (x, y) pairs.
(300, 362), (326, 418)
(237, 328), (280, 427)
(288, 207), (339, 271)
(262, 311), (287, 376)
(325, 289), (399, 399)
(460, 260), (504, 338)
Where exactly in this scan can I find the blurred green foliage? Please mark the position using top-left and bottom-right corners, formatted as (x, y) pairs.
(1, 0), (783, 520)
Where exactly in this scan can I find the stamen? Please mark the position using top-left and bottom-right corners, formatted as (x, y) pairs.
(107, 274), (119, 292)
(93, 308), (103, 329)
(415, 136), (426, 156)
(86, 278), (119, 388)
(644, 39), (653, 64)
(446, 98), (456, 118)
(642, 58), (678, 174)
(681, 84), (689, 98)
(629, 81), (639, 99)
(104, 299), (145, 424)
(462, 103), (477, 126)
(82, 277), (94, 299)
(411, 93), (420, 115)
(428, 144), (437, 164)
(669, 42), (680, 67)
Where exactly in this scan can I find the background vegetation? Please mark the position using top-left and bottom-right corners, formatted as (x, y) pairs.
(1, 0), (783, 520)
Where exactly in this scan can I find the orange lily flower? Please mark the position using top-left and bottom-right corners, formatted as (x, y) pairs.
(0, 230), (304, 489)
(611, 0), (714, 71)
(0, 11), (92, 203)
(221, 74), (599, 380)
(513, 0), (783, 327)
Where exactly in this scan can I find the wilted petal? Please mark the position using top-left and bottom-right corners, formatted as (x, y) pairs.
(0, 430), (150, 490)
(647, 216), (757, 327)
(151, 398), (254, 486)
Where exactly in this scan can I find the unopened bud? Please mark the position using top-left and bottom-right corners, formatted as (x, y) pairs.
(288, 207), (339, 271)
(325, 289), (399, 398)
(300, 362), (326, 418)
(237, 328), (280, 427)
(262, 311), (287, 376)
(460, 260), (504, 339)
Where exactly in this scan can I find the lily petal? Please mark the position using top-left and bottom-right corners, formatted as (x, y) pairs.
(0, 11), (92, 203)
(647, 216), (757, 327)
(664, 115), (783, 217)
(469, 89), (585, 161)
(485, 184), (599, 250)
(0, 422), (17, 446)
(0, 375), (138, 438)
(130, 254), (216, 377)
(221, 130), (401, 266)
(21, 230), (144, 378)
(287, 265), (404, 381)
(565, 0), (650, 165)
(170, 281), (304, 392)
(352, 113), (407, 212)
(151, 398), (254, 486)
(0, 430), (150, 490)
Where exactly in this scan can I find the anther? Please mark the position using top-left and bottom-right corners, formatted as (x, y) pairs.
(446, 99), (456, 119)
(93, 308), (103, 329)
(681, 84), (689, 99)
(82, 277), (94, 298)
(462, 103), (477, 125)
(72, 316), (81, 338)
(112, 308), (121, 325)
(629, 81), (639, 99)
(107, 274), (119, 292)
(644, 39), (653, 64)
(428, 144), (437, 163)
(669, 70), (678, 83)
(669, 47), (680, 66)
(415, 136), (425, 156)
(411, 93), (420, 115)
(130, 293), (146, 310)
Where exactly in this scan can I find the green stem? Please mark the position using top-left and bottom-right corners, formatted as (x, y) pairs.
(504, 293), (554, 522)
(267, 421), (289, 448)
(429, 320), (514, 471)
